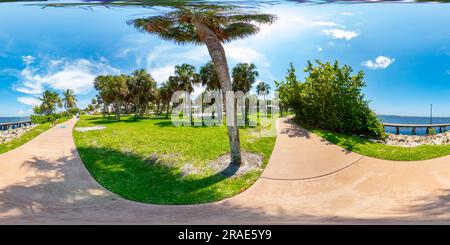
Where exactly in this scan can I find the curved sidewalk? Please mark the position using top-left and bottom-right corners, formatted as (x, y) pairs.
(1, 118), (450, 224)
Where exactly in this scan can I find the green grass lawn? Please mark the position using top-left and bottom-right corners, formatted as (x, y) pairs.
(0, 117), (71, 154)
(308, 126), (450, 161)
(73, 115), (276, 204)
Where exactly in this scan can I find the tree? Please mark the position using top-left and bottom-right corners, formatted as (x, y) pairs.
(94, 75), (114, 119)
(232, 63), (258, 93)
(159, 80), (177, 119)
(275, 63), (300, 117)
(128, 6), (275, 165)
(109, 75), (129, 121)
(86, 104), (95, 113)
(127, 69), (157, 120)
(232, 63), (258, 125)
(276, 60), (385, 138)
(256, 81), (270, 101)
(62, 89), (77, 111)
(199, 61), (222, 120)
(199, 61), (221, 91)
(39, 90), (62, 115)
(172, 64), (200, 93)
(169, 64), (200, 124)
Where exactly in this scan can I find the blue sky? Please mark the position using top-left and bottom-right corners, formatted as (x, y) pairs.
(0, 2), (449, 117)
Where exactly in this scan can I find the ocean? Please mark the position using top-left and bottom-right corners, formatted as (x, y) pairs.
(0, 117), (31, 124)
(378, 115), (450, 135)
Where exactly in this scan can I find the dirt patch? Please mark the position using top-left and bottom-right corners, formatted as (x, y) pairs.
(75, 126), (106, 132)
(209, 151), (263, 177)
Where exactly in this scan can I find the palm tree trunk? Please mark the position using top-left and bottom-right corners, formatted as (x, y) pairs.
(165, 101), (170, 119)
(193, 20), (242, 166)
(135, 98), (139, 121)
(116, 100), (120, 121)
(103, 103), (107, 119)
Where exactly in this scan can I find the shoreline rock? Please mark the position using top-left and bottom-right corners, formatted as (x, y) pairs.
(371, 132), (450, 147)
(0, 124), (37, 144)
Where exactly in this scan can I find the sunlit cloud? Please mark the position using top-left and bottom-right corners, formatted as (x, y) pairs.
(323, 29), (359, 40)
(311, 21), (338, 27)
(14, 56), (120, 95)
(362, 56), (395, 70)
(22, 55), (35, 65)
(151, 65), (175, 84)
(17, 96), (40, 106)
(340, 12), (354, 16)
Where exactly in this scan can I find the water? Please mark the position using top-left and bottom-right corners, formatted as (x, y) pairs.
(378, 115), (450, 135)
(0, 117), (30, 124)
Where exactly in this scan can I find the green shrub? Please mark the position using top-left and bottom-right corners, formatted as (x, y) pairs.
(276, 60), (385, 138)
(31, 114), (60, 124)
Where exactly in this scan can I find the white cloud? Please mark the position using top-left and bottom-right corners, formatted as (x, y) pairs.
(311, 21), (338, 27)
(22, 55), (35, 65)
(362, 56), (395, 70)
(289, 16), (306, 23)
(323, 29), (359, 40)
(317, 46), (323, 52)
(17, 96), (40, 106)
(224, 44), (270, 68)
(14, 57), (120, 95)
(151, 65), (175, 84)
(340, 12), (354, 16)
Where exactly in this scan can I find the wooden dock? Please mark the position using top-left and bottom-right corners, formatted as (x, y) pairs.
(0, 121), (33, 131)
(383, 123), (450, 135)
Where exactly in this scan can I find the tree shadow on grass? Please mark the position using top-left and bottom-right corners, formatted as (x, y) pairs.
(76, 146), (243, 204)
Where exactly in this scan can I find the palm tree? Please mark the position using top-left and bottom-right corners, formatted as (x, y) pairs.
(199, 61), (221, 91)
(127, 69), (157, 120)
(170, 64), (200, 124)
(94, 75), (113, 118)
(232, 63), (258, 125)
(109, 75), (129, 121)
(128, 6), (275, 166)
(256, 81), (270, 101)
(62, 89), (77, 112)
(199, 61), (222, 121)
(171, 64), (200, 92)
(39, 90), (62, 115)
(159, 80), (175, 119)
(232, 63), (258, 93)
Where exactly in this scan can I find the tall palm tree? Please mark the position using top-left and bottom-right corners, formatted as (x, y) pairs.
(62, 89), (77, 112)
(128, 6), (275, 165)
(109, 75), (129, 121)
(170, 64), (200, 124)
(39, 90), (62, 115)
(199, 61), (221, 91)
(95, 75), (113, 118)
(159, 80), (176, 119)
(256, 81), (270, 101)
(127, 69), (157, 120)
(172, 64), (200, 93)
(232, 63), (258, 93)
(199, 61), (222, 120)
(232, 63), (258, 125)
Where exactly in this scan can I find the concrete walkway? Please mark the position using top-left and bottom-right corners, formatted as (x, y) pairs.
(2, 117), (450, 224)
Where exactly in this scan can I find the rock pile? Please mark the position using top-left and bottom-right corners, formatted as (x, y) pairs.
(0, 125), (37, 144)
(372, 132), (450, 147)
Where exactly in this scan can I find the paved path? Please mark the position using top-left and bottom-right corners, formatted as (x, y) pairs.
(2, 118), (450, 224)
